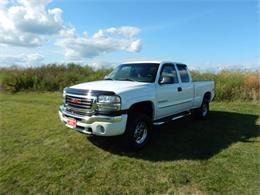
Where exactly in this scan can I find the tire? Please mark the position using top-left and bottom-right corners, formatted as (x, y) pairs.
(123, 113), (152, 150)
(193, 99), (209, 119)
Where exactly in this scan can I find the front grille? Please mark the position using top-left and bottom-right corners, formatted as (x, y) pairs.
(65, 95), (95, 116)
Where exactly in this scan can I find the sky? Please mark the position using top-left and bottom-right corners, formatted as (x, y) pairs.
(0, 0), (259, 71)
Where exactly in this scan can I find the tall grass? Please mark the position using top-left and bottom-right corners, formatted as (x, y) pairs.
(0, 63), (111, 92)
(191, 71), (260, 101)
(0, 64), (259, 101)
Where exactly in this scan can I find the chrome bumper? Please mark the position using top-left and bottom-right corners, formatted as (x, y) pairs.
(59, 105), (127, 136)
(59, 105), (122, 123)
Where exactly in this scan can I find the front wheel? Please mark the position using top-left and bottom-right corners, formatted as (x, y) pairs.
(123, 113), (152, 150)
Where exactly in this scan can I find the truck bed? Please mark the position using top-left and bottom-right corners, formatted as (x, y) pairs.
(192, 80), (215, 108)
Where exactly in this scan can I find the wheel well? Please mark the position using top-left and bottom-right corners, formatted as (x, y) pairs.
(128, 101), (154, 119)
(204, 92), (211, 102)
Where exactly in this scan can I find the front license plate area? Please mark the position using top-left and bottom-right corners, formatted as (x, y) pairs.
(67, 118), (77, 128)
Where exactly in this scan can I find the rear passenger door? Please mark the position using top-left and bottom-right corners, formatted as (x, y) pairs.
(176, 64), (193, 111)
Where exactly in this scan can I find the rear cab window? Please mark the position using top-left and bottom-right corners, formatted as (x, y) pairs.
(177, 64), (190, 83)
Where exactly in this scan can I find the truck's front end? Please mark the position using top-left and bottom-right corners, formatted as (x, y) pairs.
(59, 87), (128, 136)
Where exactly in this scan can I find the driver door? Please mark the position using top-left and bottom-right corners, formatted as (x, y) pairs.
(156, 63), (183, 119)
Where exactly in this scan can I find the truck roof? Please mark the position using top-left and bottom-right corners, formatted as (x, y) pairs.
(121, 60), (184, 65)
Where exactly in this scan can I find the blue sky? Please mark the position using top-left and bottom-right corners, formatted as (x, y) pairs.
(0, 0), (259, 71)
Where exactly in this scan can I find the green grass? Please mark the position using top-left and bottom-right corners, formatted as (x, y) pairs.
(0, 93), (259, 194)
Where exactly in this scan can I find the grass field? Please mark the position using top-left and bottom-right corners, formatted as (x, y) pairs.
(0, 93), (259, 194)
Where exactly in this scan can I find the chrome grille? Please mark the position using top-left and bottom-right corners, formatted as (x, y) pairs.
(65, 95), (95, 115)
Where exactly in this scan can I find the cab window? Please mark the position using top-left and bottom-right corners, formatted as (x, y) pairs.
(159, 64), (179, 84)
(177, 64), (190, 83)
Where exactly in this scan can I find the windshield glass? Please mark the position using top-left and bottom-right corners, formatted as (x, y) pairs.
(105, 63), (159, 83)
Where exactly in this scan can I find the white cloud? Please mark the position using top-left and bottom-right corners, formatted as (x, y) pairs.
(0, 0), (64, 47)
(56, 26), (142, 60)
(0, 0), (8, 7)
(95, 26), (140, 38)
(0, 53), (44, 66)
(0, 1), (142, 64)
(87, 60), (117, 70)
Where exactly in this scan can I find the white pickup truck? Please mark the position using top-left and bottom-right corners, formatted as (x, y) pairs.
(59, 61), (214, 149)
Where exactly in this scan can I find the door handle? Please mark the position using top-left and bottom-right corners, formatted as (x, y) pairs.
(177, 87), (182, 92)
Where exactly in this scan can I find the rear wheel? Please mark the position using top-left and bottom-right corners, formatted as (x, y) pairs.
(123, 113), (152, 150)
(193, 99), (209, 119)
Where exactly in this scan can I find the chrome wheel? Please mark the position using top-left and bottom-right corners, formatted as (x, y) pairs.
(133, 121), (148, 144)
(202, 102), (208, 117)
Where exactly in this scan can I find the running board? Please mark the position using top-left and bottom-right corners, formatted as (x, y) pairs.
(171, 115), (185, 121)
(153, 122), (165, 125)
(153, 111), (191, 125)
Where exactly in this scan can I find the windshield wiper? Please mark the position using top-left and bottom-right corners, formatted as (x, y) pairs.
(117, 78), (137, 82)
(104, 77), (114, 80)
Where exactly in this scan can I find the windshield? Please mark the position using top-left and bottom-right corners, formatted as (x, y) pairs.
(105, 63), (159, 83)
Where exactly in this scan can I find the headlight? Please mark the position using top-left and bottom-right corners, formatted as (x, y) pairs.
(97, 95), (121, 103)
(97, 95), (121, 112)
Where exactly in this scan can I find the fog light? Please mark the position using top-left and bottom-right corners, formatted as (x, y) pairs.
(96, 125), (105, 133)
(100, 126), (105, 133)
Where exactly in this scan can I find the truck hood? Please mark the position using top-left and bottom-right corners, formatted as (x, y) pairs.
(70, 80), (152, 94)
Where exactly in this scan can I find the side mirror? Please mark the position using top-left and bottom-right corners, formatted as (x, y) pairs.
(159, 76), (173, 84)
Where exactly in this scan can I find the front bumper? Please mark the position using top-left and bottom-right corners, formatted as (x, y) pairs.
(58, 105), (127, 136)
